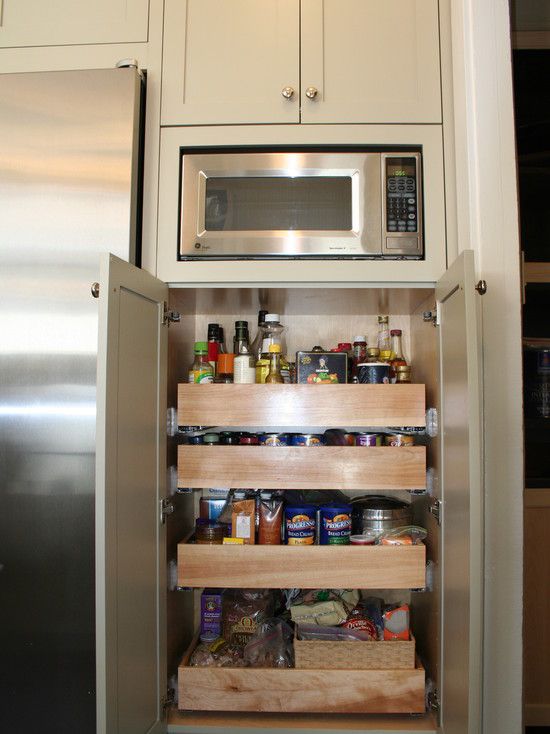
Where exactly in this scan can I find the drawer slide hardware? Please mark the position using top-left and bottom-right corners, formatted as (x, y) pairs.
(160, 497), (175, 524)
(411, 560), (435, 593)
(426, 684), (440, 712)
(429, 498), (442, 526)
(161, 687), (175, 715)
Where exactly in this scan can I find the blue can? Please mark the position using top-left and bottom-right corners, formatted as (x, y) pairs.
(319, 504), (352, 545)
(188, 434), (204, 445)
(258, 433), (289, 446)
(285, 505), (317, 545)
(290, 433), (324, 447)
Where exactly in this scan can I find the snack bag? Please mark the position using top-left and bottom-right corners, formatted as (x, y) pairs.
(378, 525), (427, 545)
(383, 603), (410, 640)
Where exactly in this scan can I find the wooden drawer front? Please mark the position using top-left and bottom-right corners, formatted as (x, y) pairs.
(178, 662), (426, 713)
(178, 383), (426, 428)
(177, 544), (426, 589)
(178, 445), (426, 490)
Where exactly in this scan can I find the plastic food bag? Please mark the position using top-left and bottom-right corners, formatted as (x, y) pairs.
(383, 603), (410, 640)
(244, 618), (295, 668)
(296, 624), (374, 642)
(378, 525), (427, 545)
(222, 589), (276, 647)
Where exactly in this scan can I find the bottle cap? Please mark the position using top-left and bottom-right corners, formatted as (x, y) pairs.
(339, 343), (352, 350)
(268, 344), (281, 353)
(265, 313), (280, 322)
(194, 341), (208, 352)
(217, 353), (235, 373)
(367, 347), (380, 356)
(390, 329), (402, 336)
(235, 320), (248, 328)
(218, 326), (225, 341)
(353, 336), (367, 343)
(377, 315), (389, 324)
(207, 323), (220, 339)
(258, 309), (268, 325)
(380, 350), (392, 360)
(396, 364), (411, 372)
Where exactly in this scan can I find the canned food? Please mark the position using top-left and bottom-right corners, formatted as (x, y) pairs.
(344, 433), (356, 446)
(290, 433), (324, 447)
(239, 433), (259, 445)
(258, 433), (289, 446)
(187, 434), (204, 445)
(220, 433), (240, 445)
(285, 505), (317, 545)
(203, 433), (220, 445)
(384, 433), (415, 447)
(319, 504), (352, 545)
(355, 433), (382, 446)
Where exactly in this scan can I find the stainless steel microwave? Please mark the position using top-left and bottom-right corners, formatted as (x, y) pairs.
(178, 150), (423, 259)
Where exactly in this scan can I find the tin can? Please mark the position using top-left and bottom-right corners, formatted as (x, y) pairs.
(203, 433), (220, 445)
(285, 505), (317, 545)
(357, 362), (390, 384)
(355, 433), (382, 446)
(239, 433), (259, 445)
(350, 532), (377, 545)
(220, 433), (240, 445)
(319, 504), (352, 545)
(344, 433), (356, 446)
(258, 433), (289, 446)
(384, 433), (415, 447)
(187, 434), (204, 445)
(290, 433), (324, 447)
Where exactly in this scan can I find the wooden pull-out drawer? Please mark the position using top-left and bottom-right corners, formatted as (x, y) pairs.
(178, 383), (426, 428)
(178, 445), (426, 490)
(177, 543), (426, 589)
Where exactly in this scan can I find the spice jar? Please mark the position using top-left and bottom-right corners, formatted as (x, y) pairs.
(195, 519), (225, 544)
(396, 365), (412, 383)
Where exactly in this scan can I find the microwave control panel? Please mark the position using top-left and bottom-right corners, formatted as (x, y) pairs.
(382, 154), (422, 257)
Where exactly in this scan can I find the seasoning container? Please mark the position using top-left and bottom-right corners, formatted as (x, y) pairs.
(366, 347), (380, 363)
(350, 532), (377, 545)
(215, 353), (235, 383)
(285, 505), (317, 545)
(355, 433), (382, 446)
(396, 365), (412, 383)
(188, 341), (214, 384)
(234, 351), (256, 383)
(319, 504), (352, 545)
(203, 433), (220, 446)
(384, 433), (415, 447)
(195, 519), (225, 545)
(265, 344), (284, 383)
(377, 315), (391, 351)
(357, 362), (390, 384)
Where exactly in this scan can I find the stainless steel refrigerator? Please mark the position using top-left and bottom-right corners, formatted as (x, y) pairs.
(0, 67), (144, 733)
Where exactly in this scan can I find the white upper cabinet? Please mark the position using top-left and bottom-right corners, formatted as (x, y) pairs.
(300, 0), (442, 124)
(161, 0), (300, 125)
(0, 0), (149, 48)
(161, 0), (441, 126)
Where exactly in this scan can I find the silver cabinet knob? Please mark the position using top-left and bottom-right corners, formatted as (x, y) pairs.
(305, 86), (318, 100)
(281, 86), (294, 100)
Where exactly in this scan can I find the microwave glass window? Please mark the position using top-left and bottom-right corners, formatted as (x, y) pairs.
(385, 157), (418, 234)
(204, 177), (352, 231)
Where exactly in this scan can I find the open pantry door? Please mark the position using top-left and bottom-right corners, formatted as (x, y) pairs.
(437, 250), (483, 734)
(96, 254), (168, 734)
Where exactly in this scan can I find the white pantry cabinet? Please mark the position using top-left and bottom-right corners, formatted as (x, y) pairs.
(161, 0), (442, 126)
(96, 250), (482, 733)
(0, 0), (149, 48)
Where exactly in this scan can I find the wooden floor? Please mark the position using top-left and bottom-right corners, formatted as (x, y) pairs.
(168, 710), (439, 733)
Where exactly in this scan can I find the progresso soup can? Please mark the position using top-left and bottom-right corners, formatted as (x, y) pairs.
(285, 505), (317, 545)
(319, 504), (352, 545)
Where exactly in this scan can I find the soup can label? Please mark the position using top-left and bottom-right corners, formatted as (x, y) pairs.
(290, 433), (324, 447)
(258, 433), (289, 446)
(355, 433), (382, 446)
(285, 505), (317, 545)
(319, 504), (352, 545)
(357, 362), (390, 384)
(384, 433), (415, 447)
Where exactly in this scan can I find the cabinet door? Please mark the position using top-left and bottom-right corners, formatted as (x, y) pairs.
(0, 0), (149, 47)
(161, 0), (300, 125)
(96, 254), (168, 734)
(436, 251), (482, 734)
(301, 0), (441, 123)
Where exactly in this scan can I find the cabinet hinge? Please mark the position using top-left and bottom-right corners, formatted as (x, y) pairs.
(160, 687), (176, 715)
(162, 302), (180, 326)
(422, 304), (439, 327)
(429, 498), (442, 526)
(160, 497), (175, 524)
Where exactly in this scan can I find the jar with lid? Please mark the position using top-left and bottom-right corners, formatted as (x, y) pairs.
(395, 365), (412, 383)
(195, 519), (225, 544)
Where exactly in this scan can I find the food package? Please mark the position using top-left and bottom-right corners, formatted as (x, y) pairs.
(189, 637), (246, 668)
(296, 624), (374, 642)
(258, 492), (283, 545)
(341, 597), (384, 640)
(244, 617), (295, 668)
(231, 498), (256, 544)
(222, 589), (276, 647)
(383, 603), (410, 640)
(290, 599), (348, 626)
(378, 525), (428, 545)
(295, 351), (348, 384)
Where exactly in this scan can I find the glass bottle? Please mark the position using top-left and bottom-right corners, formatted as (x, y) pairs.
(265, 344), (284, 383)
(366, 347), (380, 363)
(351, 336), (367, 382)
(233, 320), (250, 354)
(377, 315), (391, 352)
(250, 309), (268, 361)
(207, 323), (220, 375)
(215, 353), (234, 383)
(188, 342), (214, 384)
(217, 326), (226, 354)
(234, 349), (256, 384)
(260, 314), (286, 357)
(390, 329), (407, 382)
